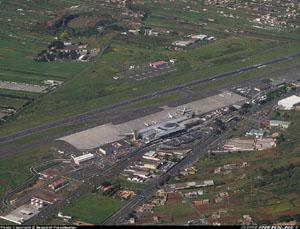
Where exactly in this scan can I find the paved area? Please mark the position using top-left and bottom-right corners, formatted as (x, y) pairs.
(0, 201), (50, 224)
(1, 55), (299, 146)
(0, 112), (7, 119)
(0, 81), (48, 93)
(60, 91), (246, 150)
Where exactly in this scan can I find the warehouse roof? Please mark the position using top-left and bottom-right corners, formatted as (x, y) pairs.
(278, 95), (300, 110)
(73, 153), (94, 161)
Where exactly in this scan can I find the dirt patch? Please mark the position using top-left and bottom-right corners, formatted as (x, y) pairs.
(137, 215), (157, 224)
(41, 162), (74, 178)
(166, 192), (182, 204)
(12, 179), (45, 200)
(35, 191), (59, 203)
(0, 178), (7, 185)
(173, 212), (199, 223)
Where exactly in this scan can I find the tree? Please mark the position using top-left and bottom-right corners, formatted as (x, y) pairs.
(277, 215), (293, 222)
(293, 214), (300, 222)
(283, 112), (290, 120)
(277, 134), (286, 144)
(139, 26), (145, 35)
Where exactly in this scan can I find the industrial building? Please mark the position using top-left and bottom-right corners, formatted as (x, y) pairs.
(141, 161), (161, 170)
(167, 180), (214, 191)
(223, 137), (276, 152)
(172, 34), (212, 47)
(149, 60), (168, 69)
(172, 40), (196, 47)
(48, 179), (69, 191)
(278, 95), (300, 110)
(142, 151), (160, 161)
(0, 198), (52, 225)
(269, 120), (291, 129)
(98, 140), (131, 155)
(72, 153), (95, 165)
(245, 129), (265, 138)
(132, 170), (151, 179)
(188, 34), (208, 40)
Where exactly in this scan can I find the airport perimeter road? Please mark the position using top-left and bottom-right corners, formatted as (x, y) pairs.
(1, 53), (300, 145)
(102, 133), (229, 225)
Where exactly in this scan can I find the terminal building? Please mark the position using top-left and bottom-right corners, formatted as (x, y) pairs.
(137, 117), (200, 143)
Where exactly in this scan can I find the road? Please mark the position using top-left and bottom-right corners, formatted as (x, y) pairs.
(102, 132), (229, 225)
(102, 86), (300, 225)
(23, 142), (162, 225)
(1, 52), (300, 145)
(5, 85), (300, 224)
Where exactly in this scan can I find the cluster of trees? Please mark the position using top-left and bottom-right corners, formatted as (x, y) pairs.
(260, 163), (297, 176)
(277, 214), (300, 223)
(35, 49), (79, 62)
(56, 17), (126, 38)
(54, 14), (79, 29)
(276, 133), (286, 144)
(126, 0), (149, 20)
(267, 86), (288, 101)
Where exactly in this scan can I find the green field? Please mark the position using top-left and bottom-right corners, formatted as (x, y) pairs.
(0, 0), (299, 136)
(0, 218), (16, 225)
(63, 193), (124, 224)
(109, 176), (146, 193)
(0, 1), (300, 218)
(0, 145), (56, 199)
(0, 96), (28, 110)
(1, 39), (299, 136)
(154, 202), (195, 217)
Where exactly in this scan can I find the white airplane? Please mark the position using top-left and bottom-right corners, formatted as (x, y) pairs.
(178, 106), (191, 115)
(168, 113), (175, 119)
(144, 122), (151, 127)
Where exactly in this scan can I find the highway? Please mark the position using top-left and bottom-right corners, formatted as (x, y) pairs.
(102, 85), (300, 225)
(1, 52), (300, 145)
(4, 85), (300, 224)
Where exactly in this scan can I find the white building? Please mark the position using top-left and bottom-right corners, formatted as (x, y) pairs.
(189, 34), (207, 40)
(142, 151), (160, 161)
(132, 170), (150, 179)
(142, 161), (161, 170)
(278, 95), (300, 110)
(269, 120), (291, 129)
(72, 153), (95, 165)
